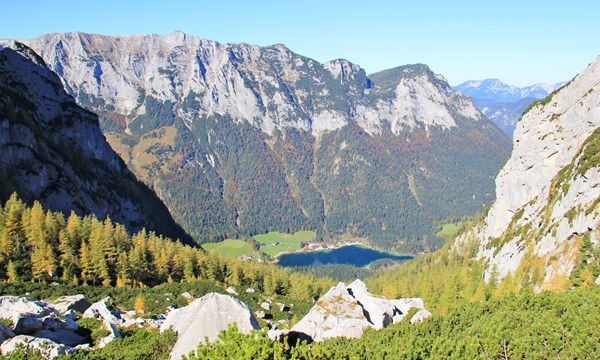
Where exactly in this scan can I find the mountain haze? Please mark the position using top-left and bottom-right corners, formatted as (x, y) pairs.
(454, 79), (564, 137)
(0, 42), (192, 243)
(21, 32), (511, 251)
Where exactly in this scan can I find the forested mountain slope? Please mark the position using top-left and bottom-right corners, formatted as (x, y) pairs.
(20, 32), (511, 251)
(0, 42), (191, 243)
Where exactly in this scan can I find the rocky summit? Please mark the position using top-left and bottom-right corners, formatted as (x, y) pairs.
(455, 56), (600, 290)
(19, 32), (511, 250)
(0, 42), (191, 243)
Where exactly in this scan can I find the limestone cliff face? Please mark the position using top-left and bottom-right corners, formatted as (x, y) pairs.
(456, 56), (600, 289)
(17, 32), (510, 250)
(0, 42), (191, 243)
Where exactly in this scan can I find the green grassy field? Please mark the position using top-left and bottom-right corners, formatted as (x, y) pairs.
(437, 222), (465, 238)
(202, 239), (253, 257)
(202, 231), (316, 258)
(254, 231), (314, 257)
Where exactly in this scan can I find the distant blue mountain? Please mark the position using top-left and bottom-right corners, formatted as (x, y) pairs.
(454, 79), (565, 137)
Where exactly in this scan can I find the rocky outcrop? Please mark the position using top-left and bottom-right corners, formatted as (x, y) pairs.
(1, 335), (73, 359)
(0, 294), (166, 358)
(82, 297), (121, 326)
(290, 279), (428, 342)
(160, 292), (260, 360)
(17, 32), (510, 250)
(0, 295), (87, 353)
(0, 43), (191, 243)
(48, 295), (91, 314)
(455, 56), (600, 290)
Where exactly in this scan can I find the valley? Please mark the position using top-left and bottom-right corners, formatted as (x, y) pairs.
(0, 3), (599, 357)
(17, 32), (511, 253)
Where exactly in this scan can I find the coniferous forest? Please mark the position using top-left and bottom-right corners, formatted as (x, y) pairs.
(0, 195), (598, 359)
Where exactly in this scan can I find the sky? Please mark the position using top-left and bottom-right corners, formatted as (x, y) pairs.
(2, 0), (599, 86)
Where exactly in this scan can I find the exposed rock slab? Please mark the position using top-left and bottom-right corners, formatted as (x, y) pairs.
(1, 335), (73, 359)
(290, 279), (428, 342)
(160, 292), (259, 360)
(48, 295), (91, 314)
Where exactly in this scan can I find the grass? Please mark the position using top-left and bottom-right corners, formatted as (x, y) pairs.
(202, 231), (316, 258)
(437, 222), (465, 238)
(254, 231), (313, 257)
(202, 239), (253, 257)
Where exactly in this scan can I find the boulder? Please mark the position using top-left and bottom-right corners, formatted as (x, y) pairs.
(290, 282), (371, 342)
(1, 335), (73, 359)
(41, 313), (78, 332)
(48, 295), (91, 314)
(181, 292), (193, 300)
(225, 286), (238, 296)
(410, 309), (432, 323)
(0, 323), (14, 344)
(390, 297), (426, 323)
(31, 329), (87, 347)
(391, 298), (424, 314)
(0, 296), (49, 334)
(246, 288), (255, 293)
(260, 302), (271, 311)
(290, 279), (431, 342)
(347, 279), (395, 329)
(160, 292), (259, 360)
(82, 297), (120, 326)
(14, 313), (43, 334)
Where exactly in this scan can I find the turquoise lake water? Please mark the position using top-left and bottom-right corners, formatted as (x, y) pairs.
(276, 245), (412, 268)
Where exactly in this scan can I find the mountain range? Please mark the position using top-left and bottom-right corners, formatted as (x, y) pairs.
(0, 41), (191, 244)
(454, 79), (564, 137)
(13, 32), (511, 251)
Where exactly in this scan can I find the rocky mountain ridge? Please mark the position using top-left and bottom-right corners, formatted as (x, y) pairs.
(0, 42), (191, 243)
(454, 56), (600, 290)
(16, 32), (511, 250)
(454, 79), (565, 137)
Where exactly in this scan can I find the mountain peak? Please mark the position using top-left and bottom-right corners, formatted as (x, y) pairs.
(17, 32), (509, 248)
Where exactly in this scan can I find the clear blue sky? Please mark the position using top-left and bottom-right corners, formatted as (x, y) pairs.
(2, 0), (598, 86)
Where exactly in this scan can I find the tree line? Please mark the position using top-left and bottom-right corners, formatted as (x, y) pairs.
(0, 193), (332, 301)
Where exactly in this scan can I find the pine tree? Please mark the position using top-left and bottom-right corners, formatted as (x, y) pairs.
(6, 260), (19, 283)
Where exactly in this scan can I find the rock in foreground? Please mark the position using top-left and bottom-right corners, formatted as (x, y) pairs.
(160, 292), (259, 360)
(290, 279), (429, 342)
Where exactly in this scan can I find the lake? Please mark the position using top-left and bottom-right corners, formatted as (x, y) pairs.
(276, 245), (412, 268)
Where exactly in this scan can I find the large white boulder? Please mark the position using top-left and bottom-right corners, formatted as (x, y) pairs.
(160, 292), (259, 360)
(1, 335), (73, 359)
(290, 282), (370, 342)
(290, 279), (430, 342)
